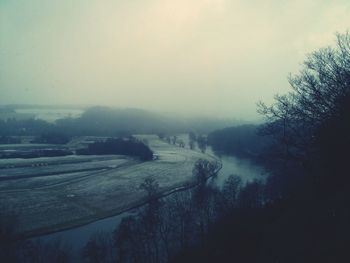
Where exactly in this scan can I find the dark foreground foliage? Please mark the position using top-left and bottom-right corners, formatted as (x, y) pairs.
(173, 31), (350, 263)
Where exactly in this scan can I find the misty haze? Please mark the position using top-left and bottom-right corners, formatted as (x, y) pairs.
(1, 1), (350, 262)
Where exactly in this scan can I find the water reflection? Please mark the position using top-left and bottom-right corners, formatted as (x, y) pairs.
(211, 154), (268, 188)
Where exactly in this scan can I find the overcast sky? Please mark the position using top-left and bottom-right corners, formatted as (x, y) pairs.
(1, 0), (349, 119)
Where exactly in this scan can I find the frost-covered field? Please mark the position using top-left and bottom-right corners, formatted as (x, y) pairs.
(0, 135), (215, 236)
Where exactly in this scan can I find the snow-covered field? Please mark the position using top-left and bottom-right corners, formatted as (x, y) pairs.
(0, 135), (215, 237)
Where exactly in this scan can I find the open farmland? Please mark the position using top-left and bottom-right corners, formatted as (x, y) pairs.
(0, 135), (216, 237)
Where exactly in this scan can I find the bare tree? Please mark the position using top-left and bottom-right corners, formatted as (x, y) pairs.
(139, 177), (162, 263)
(238, 180), (264, 209)
(82, 232), (114, 263)
(157, 133), (165, 140)
(188, 140), (195, 150)
(140, 177), (160, 202)
(197, 136), (207, 153)
(177, 140), (185, 148)
(169, 191), (195, 250)
(221, 174), (242, 211)
(258, 32), (350, 165)
(192, 159), (220, 237)
(114, 216), (143, 263)
(192, 159), (220, 184)
(171, 136), (177, 145)
(165, 136), (171, 144)
(188, 132), (197, 150)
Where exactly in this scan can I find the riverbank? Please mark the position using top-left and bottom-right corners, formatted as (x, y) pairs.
(27, 166), (222, 239)
(33, 151), (268, 263)
(1, 135), (218, 238)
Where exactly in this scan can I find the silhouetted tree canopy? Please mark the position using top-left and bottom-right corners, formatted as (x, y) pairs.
(258, 32), (350, 166)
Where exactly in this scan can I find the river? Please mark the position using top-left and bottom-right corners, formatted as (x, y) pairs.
(33, 151), (268, 259)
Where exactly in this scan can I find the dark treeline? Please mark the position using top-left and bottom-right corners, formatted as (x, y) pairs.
(77, 137), (154, 161)
(0, 107), (241, 138)
(0, 137), (153, 160)
(207, 124), (273, 158)
(0, 119), (56, 137)
(55, 107), (173, 136)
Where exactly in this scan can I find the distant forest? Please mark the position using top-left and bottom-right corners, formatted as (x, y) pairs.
(207, 124), (272, 158)
(0, 107), (243, 138)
